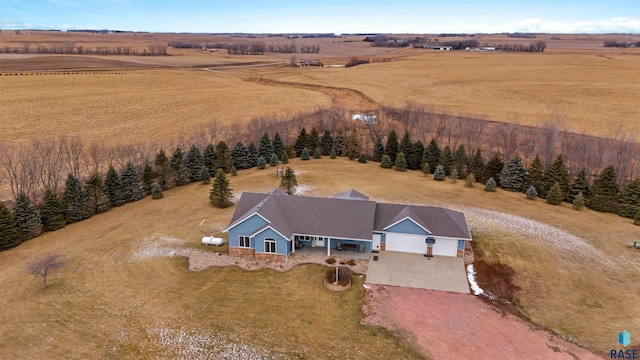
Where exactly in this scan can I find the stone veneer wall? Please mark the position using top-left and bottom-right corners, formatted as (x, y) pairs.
(229, 247), (255, 259)
(255, 252), (285, 263)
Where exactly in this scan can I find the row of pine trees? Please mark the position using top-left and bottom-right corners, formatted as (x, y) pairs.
(2, 128), (639, 251)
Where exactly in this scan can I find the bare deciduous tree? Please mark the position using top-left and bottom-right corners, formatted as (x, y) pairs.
(26, 253), (66, 289)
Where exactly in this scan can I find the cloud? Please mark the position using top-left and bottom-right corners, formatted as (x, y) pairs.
(446, 17), (640, 34)
(45, 0), (76, 6)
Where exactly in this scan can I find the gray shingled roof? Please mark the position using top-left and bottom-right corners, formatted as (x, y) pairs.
(227, 190), (471, 241)
(333, 189), (370, 201)
(374, 203), (471, 239)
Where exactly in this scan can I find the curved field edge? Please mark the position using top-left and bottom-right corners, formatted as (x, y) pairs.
(0, 158), (637, 358)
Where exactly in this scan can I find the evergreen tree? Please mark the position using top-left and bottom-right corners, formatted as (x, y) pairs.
(203, 143), (218, 173)
(452, 145), (468, 179)
(105, 165), (125, 207)
(380, 155), (393, 169)
(439, 146), (453, 176)
(170, 146), (190, 186)
(230, 165), (238, 176)
(587, 165), (619, 213)
(200, 167), (211, 184)
(269, 153), (279, 166)
(434, 165), (446, 181)
(526, 186), (538, 200)
(384, 130), (399, 164)
(0, 201), (20, 250)
(407, 140), (424, 170)
(330, 149), (336, 160)
(247, 143), (259, 168)
(483, 154), (504, 187)
(543, 154), (570, 201)
(215, 141), (233, 173)
(279, 167), (298, 195)
(618, 178), (640, 219)
(257, 156), (267, 169)
(186, 145), (204, 182)
(320, 130), (333, 156)
(358, 154), (367, 163)
(313, 147), (322, 159)
(308, 128), (320, 154)
(525, 154), (546, 198)
(151, 184), (164, 199)
(258, 132), (274, 161)
(465, 174), (475, 188)
(85, 172), (110, 214)
(333, 129), (347, 156)
(500, 153), (527, 192)
(569, 167), (590, 203)
(154, 149), (172, 189)
(485, 178), (497, 192)
(13, 192), (42, 241)
(231, 142), (251, 170)
(272, 132), (285, 160)
(573, 191), (585, 210)
(546, 182), (563, 205)
(346, 130), (361, 159)
(618, 178), (640, 218)
(40, 189), (66, 232)
(294, 128), (309, 157)
(142, 163), (156, 195)
(372, 137), (384, 162)
(450, 169), (459, 182)
(120, 162), (144, 203)
(424, 139), (441, 174)
(281, 151), (289, 164)
(300, 147), (311, 160)
(422, 162), (431, 176)
(209, 169), (234, 208)
(634, 209), (640, 226)
(399, 131), (412, 160)
(286, 144), (296, 159)
(468, 149), (485, 183)
(394, 152), (408, 171)
(62, 173), (92, 223)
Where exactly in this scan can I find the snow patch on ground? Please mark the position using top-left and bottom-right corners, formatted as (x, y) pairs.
(132, 236), (184, 260)
(466, 264), (484, 295)
(295, 185), (311, 196)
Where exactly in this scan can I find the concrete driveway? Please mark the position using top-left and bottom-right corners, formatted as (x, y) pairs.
(365, 252), (470, 293)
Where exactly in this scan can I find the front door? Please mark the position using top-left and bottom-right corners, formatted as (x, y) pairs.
(314, 237), (325, 247)
(372, 233), (381, 252)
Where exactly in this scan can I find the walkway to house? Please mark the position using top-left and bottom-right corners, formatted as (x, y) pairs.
(366, 252), (470, 293)
(293, 245), (371, 260)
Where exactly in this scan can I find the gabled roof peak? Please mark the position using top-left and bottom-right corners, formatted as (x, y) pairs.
(333, 188), (370, 201)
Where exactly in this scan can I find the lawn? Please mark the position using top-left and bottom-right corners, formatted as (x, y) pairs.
(0, 158), (637, 358)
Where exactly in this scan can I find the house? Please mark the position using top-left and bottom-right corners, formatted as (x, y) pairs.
(351, 113), (378, 125)
(423, 45), (453, 51)
(223, 189), (472, 262)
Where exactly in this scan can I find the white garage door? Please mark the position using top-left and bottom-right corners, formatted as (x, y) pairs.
(385, 233), (426, 254)
(432, 238), (458, 257)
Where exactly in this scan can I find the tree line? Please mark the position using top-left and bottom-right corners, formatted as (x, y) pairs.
(2, 42), (168, 56)
(603, 40), (640, 48)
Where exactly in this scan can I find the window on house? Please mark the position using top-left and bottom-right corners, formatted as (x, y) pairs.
(239, 236), (250, 247)
(265, 238), (276, 253)
(458, 240), (465, 250)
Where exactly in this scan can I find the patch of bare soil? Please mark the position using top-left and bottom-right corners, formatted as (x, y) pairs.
(473, 258), (521, 312)
(361, 285), (601, 360)
(0, 55), (152, 72)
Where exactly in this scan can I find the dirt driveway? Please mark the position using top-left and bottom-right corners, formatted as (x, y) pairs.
(362, 285), (601, 360)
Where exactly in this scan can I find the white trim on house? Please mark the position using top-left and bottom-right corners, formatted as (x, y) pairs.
(250, 225), (290, 242)
(264, 238), (277, 254)
(383, 216), (431, 234)
(293, 233), (372, 243)
(222, 212), (270, 233)
(238, 235), (251, 248)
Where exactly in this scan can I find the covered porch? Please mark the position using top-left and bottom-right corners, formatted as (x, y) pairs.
(292, 242), (371, 260)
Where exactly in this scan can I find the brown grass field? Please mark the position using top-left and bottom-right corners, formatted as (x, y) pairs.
(0, 158), (638, 358)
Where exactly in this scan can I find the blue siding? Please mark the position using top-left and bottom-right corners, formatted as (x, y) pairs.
(254, 228), (289, 255)
(458, 239), (465, 250)
(227, 214), (269, 248)
(386, 218), (429, 235)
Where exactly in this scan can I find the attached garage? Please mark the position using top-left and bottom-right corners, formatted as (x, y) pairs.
(385, 233), (426, 254)
(432, 238), (458, 257)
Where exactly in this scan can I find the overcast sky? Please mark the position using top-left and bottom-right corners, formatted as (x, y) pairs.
(2, 0), (639, 33)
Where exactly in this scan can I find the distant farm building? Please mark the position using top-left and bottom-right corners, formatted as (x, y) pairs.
(352, 114), (377, 124)
(296, 59), (323, 67)
(423, 45), (452, 51)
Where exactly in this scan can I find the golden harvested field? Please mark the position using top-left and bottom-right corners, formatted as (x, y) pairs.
(272, 50), (640, 137)
(0, 69), (331, 144)
(0, 158), (638, 358)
